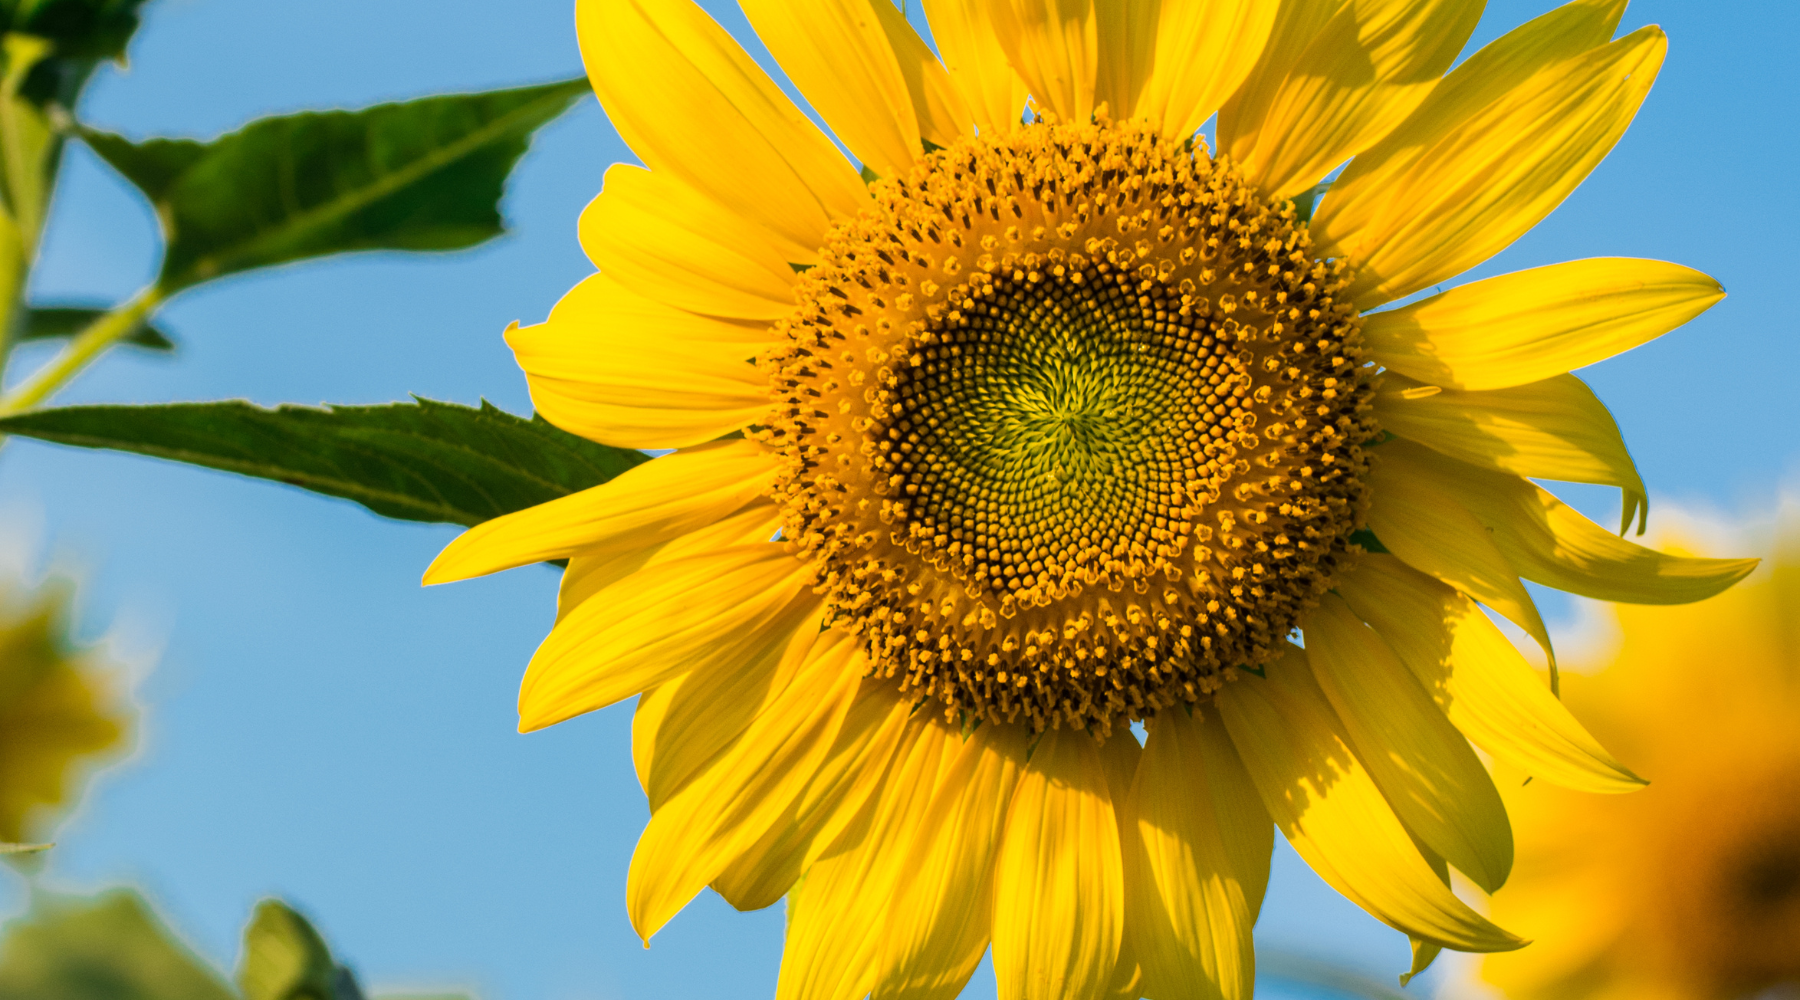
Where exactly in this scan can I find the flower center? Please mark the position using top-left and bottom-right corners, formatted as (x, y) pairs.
(760, 118), (1376, 734)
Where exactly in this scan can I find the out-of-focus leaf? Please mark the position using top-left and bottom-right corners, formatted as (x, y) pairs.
(0, 397), (647, 526)
(0, 891), (473, 1000)
(0, 35), (53, 327)
(0, 890), (237, 1000)
(80, 78), (589, 292)
(0, 0), (151, 61)
(238, 901), (337, 1000)
(0, 842), (47, 853)
(15, 305), (174, 350)
(0, 35), (53, 237)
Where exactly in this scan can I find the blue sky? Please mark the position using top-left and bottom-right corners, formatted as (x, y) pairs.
(0, 0), (1794, 997)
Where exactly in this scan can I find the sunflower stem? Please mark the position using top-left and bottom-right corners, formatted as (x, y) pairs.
(0, 287), (164, 415)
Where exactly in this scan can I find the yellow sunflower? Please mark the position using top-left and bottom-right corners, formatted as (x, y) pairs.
(1480, 523), (1800, 1000)
(0, 578), (130, 845)
(426, 0), (1757, 995)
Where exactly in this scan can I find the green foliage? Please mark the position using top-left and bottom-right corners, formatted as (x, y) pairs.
(81, 78), (590, 291)
(0, 0), (149, 61)
(0, 890), (237, 1000)
(238, 901), (340, 1000)
(16, 305), (172, 350)
(0, 890), (471, 1000)
(0, 397), (647, 526)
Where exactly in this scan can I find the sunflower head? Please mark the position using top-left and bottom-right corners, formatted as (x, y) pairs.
(764, 115), (1376, 733)
(422, 0), (1765, 994)
(1483, 525), (1800, 1000)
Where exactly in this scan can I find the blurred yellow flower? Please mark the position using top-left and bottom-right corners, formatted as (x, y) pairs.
(1483, 528), (1800, 1000)
(429, 0), (1754, 996)
(0, 578), (130, 845)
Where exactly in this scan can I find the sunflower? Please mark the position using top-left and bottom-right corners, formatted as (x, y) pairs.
(1478, 523), (1800, 1000)
(0, 579), (129, 845)
(426, 0), (1757, 995)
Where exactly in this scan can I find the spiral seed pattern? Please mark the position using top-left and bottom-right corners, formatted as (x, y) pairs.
(759, 118), (1378, 734)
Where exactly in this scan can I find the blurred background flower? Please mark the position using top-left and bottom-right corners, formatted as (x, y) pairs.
(0, 571), (129, 849)
(1480, 517), (1800, 1000)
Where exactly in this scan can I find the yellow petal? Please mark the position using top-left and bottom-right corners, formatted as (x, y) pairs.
(517, 544), (814, 730)
(632, 682), (676, 795)
(1096, 728), (1146, 996)
(1391, 438), (1759, 605)
(1133, 0), (1278, 141)
(992, 726), (1123, 1000)
(1314, 0), (1624, 280)
(1402, 937), (1442, 986)
(1216, 0), (1348, 166)
(1337, 554), (1643, 794)
(1217, 648), (1525, 952)
(868, 0), (976, 149)
(1107, 934), (1143, 1000)
(921, 0), (1028, 133)
(1098, 725), (1141, 801)
(509, 275), (768, 449)
(875, 722), (1029, 1000)
(778, 719), (959, 1000)
(644, 605), (827, 811)
(1365, 445), (1554, 663)
(559, 547), (661, 625)
(1125, 704), (1272, 1000)
(578, 164), (797, 320)
(626, 632), (862, 942)
(1305, 595), (1513, 894)
(576, 0), (867, 262)
(1315, 25), (1667, 307)
(1092, 0), (1156, 125)
(534, 270), (775, 351)
(423, 439), (776, 585)
(711, 682), (915, 909)
(520, 372), (762, 452)
(1403, 843), (1451, 984)
(555, 501), (781, 623)
(1361, 257), (1725, 392)
(1220, 0), (1484, 199)
(985, 0), (1098, 123)
(1376, 372), (1648, 535)
(740, 0), (923, 178)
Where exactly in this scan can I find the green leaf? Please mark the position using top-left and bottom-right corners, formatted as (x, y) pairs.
(0, 842), (49, 853)
(15, 305), (173, 350)
(80, 78), (589, 292)
(0, 890), (237, 1000)
(77, 131), (203, 203)
(237, 900), (338, 1000)
(0, 397), (647, 526)
(1, 0), (150, 61)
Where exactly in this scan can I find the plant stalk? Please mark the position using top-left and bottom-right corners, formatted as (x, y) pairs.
(0, 35), (56, 387)
(0, 288), (163, 415)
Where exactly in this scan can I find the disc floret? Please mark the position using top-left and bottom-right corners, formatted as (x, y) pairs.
(760, 117), (1378, 734)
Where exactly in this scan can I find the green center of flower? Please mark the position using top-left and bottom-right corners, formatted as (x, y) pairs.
(760, 118), (1377, 734)
(891, 267), (1230, 605)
